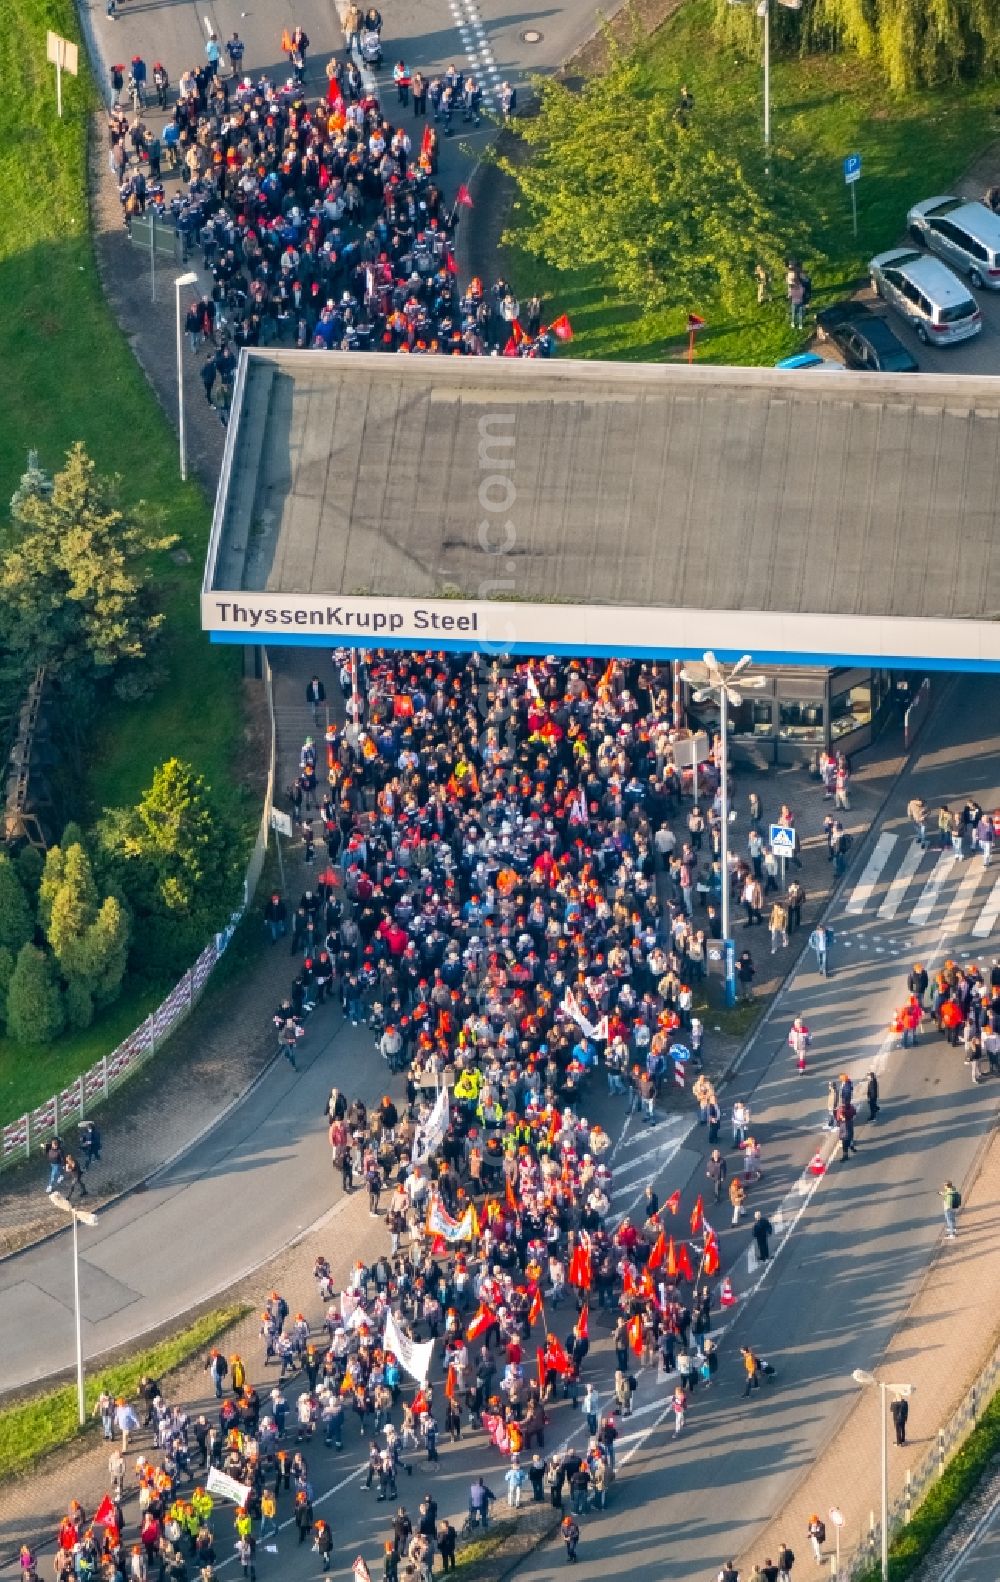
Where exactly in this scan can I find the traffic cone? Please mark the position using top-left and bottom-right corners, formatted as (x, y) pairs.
(719, 1276), (736, 1309)
(809, 1152), (827, 1176)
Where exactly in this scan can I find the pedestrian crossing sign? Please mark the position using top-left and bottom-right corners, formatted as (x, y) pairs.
(770, 825), (797, 855)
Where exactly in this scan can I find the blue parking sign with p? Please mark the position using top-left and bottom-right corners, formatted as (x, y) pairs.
(843, 153), (861, 184)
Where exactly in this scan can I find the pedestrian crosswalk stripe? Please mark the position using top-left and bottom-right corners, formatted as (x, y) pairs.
(846, 832), (897, 915)
(909, 850), (959, 926)
(972, 874), (1000, 938)
(878, 840), (925, 920)
(941, 862), (987, 937)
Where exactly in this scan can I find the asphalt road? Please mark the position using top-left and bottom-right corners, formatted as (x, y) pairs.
(5, 679), (1000, 1581)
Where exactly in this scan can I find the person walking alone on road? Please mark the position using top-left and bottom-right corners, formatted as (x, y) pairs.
(707, 1148), (728, 1203)
(866, 1070), (879, 1121)
(941, 1179), (961, 1238)
(730, 1175), (746, 1225)
(891, 1394), (909, 1446)
(807, 1516), (826, 1563)
(808, 924), (831, 977)
(769, 900), (788, 955)
(751, 1210), (773, 1263)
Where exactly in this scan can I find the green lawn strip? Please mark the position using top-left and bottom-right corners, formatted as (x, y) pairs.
(852, 1391), (1000, 1581)
(0, 0), (248, 826)
(0, 980), (166, 1126)
(503, 0), (999, 363)
(0, 1304), (249, 1484)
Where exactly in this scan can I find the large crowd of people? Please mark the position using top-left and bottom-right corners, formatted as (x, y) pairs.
(107, 13), (566, 428)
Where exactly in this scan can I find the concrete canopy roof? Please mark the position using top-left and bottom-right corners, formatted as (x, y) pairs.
(203, 349), (1000, 668)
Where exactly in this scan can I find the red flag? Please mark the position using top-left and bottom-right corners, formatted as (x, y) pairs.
(703, 1234), (720, 1278)
(93, 1496), (116, 1527)
(647, 1231), (666, 1271)
(676, 1243), (695, 1282)
(575, 1304), (589, 1340)
(511, 320), (525, 346)
(690, 1195), (704, 1237)
(445, 252), (458, 275)
(536, 1346), (547, 1388)
(665, 1190), (682, 1215)
(502, 336), (519, 358)
(568, 1244), (592, 1290)
(421, 124), (433, 157)
(637, 1269), (655, 1300)
(445, 1365), (458, 1401)
(528, 1287), (544, 1328)
(666, 1236), (678, 1279)
(628, 1315), (644, 1356)
(506, 1176), (518, 1213)
(550, 313), (573, 342)
(544, 1335), (572, 1375)
(431, 1234), (447, 1256)
(466, 1303), (496, 1343)
(411, 1388), (429, 1416)
(455, 183), (474, 208)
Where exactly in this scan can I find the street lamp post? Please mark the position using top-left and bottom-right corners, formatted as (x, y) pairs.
(679, 653), (766, 1006)
(852, 1369), (915, 1582)
(728, 0), (802, 149)
(50, 1191), (99, 1425)
(173, 271), (199, 482)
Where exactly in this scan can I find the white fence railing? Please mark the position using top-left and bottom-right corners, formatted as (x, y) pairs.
(1, 654), (275, 1170)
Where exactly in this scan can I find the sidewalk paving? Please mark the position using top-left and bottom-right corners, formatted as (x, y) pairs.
(734, 1110), (1000, 1576)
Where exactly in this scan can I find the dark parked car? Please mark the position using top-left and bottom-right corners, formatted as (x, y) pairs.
(815, 301), (919, 372)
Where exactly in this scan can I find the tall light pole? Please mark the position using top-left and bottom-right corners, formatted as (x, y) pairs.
(728, 0), (802, 149)
(852, 1369), (915, 1582)
(679, 653), (766, 1006)
(174, 271), (199, 481)
(50, 1191), (99, 1425)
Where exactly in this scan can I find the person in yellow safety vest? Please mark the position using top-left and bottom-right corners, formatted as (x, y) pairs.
(475, 1097), (503, 1127)
(454, 1069), (480, 1105)
(191, 1489), (214, 1526)
(234, 1508), (252, 1541)
(181, 1503), (200, 1550)
(230, 1355), (247, 1393)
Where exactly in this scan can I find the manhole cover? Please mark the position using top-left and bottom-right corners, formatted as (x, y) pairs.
(521, 27), (543, 41)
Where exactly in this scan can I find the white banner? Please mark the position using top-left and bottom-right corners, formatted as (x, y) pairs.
(207, 1468), (251, 1506)
(384, 1308), (435, 1385)
(561, 988), (608, 1042)
(412, 1085), (449, 1168)
(427, 1197), (475, 1243)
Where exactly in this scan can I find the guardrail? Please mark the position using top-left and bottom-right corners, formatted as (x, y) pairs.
(844, 1334), (1000, 1578)
(0, 653), (276, 1170)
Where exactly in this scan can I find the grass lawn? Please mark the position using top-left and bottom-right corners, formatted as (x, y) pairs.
(0, 1), (263, 1124)
(503, 0), (1000, 364)
(0, 0), (247, 826)
(0, 1304), (247, 1483)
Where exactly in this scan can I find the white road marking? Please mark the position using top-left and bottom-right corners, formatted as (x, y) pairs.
(941, 860), (987, 937)
(846, 832), (897, 915)
(878, 839), (925, 920)
(972, 873), (1000, 938)
(909, 850), (958, 926)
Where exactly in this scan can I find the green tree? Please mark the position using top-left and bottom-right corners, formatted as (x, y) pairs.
(7, 943), (64, 1044)
(97, 759), (239, 975)
(0, 443), (175, 690)
(499, 52), (812, 313)
(0, 853), (33, 953)
(0, 945), (15, 1028)
(45, 845), (130, 1026)
(714, 0), (1000, 89)
(16, 844), (44, 901)
(38, 845), (67, 934)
